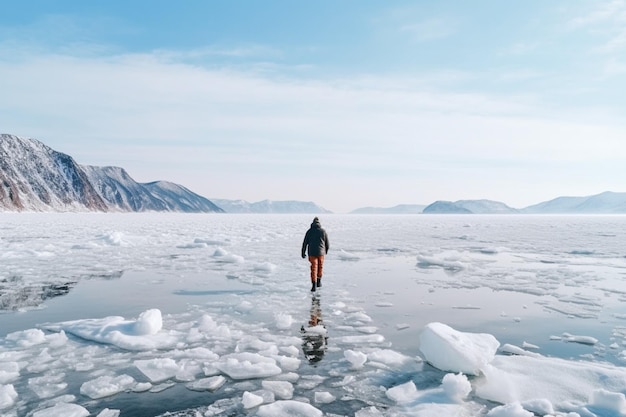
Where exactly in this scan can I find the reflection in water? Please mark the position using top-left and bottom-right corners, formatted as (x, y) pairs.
(0, 271), (123, 311)
(301, 294), (328, 363)
(0, 279), (76, 311)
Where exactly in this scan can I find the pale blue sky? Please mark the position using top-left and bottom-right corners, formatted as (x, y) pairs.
(1, 1), (625, 212)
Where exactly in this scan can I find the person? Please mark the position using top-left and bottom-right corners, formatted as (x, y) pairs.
(300, 295), (328, 363)
(301, 216), (330, 292)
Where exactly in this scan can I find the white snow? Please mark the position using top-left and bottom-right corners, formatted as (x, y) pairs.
(418, 322), (500, 375)
(28, 373), (67, 398)
(96, 409), (120, 417)
(6, 328), (47, 347)
(441, 373), (472, 402)
(314, 391), (336, 403)
(186, 375), (226, 391)
(344, 349), (367, 369)
(215, 353), (282, 380)
(212, 247), (244, 263)
(134, 358), (180, 383)
(0, 384), (18, 409)
(275, 313), (294, 329)
(44, 309), (179, 351)
(256, 400), (323, 417)
(386, 380), (419, 403)
(355, 406), (385, 417)
(486, 402), (533, 417)
(242, 390), (264, 409)
(0, 362), (19, 384)
(337, 249), (360, 260)
(32, 403), (90, 417)
(476, 354), (626, 408)
(80, 374), (136, 399)
(562, 332), (599, 345)
(416, 253), (467, 272)
(589, 389), (626, 414)
(261, 380), (294, 399)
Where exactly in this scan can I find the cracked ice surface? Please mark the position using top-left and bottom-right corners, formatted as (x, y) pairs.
(1, 213), (626, 416)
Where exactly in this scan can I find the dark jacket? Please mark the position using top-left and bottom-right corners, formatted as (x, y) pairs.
(302, 219), (329, 257)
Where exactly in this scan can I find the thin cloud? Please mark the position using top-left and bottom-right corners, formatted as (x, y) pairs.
(1, 47), (622, 156)
(154, 44), (284, 61)
(604, 57), (626, 75)
(400, 18), (457, 42)
(568, 0), (626, 28)
(1, 42), (624, 212)
(567, 0), (626, 54)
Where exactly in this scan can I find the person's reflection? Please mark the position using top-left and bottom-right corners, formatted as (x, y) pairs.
(301, 295), (328, 363)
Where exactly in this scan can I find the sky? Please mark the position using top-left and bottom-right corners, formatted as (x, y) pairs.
(1, 1), (625, 213)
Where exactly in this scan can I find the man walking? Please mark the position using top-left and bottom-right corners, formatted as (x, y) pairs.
(301, 217), (330, 292)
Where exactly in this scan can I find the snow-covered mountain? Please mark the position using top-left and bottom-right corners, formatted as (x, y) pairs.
(423, 199), (519, 214)
(522, 191), (626, 214)
(422, 201), (473, 214)
(0, 134), (223, 213)
(350, 204), (426, 214)
(456, 199), (519, 214)
(0, 135), (108, 211)
(143, 181), (223, 213)
(417, 194), (626, 214)
(81, 165), (169, 212)
(211, 198), (331, 214)
(82, 165), (222, 213)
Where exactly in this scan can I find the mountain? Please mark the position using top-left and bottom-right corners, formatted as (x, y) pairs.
(81, 165), (169, 212)
(455, 200), (519, 214)
(350, 204), (426, 214)
(143, 181), (223, 213)
(422, 201), (472, 214)
(522, 191), (626, 214)
(0, 135), (108, 211)
(423, 199), (518, 214)
(0, 134), (223, 213)
(82, 165), (222, 213)
(211, 198), (331, 214)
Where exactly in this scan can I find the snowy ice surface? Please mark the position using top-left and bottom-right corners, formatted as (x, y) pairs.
(418, 322), (500, 375)
(2, 213), (626, 416)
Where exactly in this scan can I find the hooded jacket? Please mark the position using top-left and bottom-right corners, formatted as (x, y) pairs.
(302, 219), (329, 257)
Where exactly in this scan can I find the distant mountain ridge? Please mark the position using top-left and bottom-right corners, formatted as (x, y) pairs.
(4, 134), (625, 215)
(423, 200), (519, 214)
(520, 191), (626, 214)
(354, 193), (626, 215)
(0, 134), (223, 213)
(211, 198), (331, 214)
(350, 204), (426, 214)
(419, 193), (626, 214)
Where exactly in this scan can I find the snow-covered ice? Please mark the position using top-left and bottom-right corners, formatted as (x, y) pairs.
(80, 374), (135, 399)
(418, 321), (500, 375)
(242, 390), (264, 409)
(0, 384), (18, 409)
(43, 308), (178, 351)
(256, 400), (323, 417)
(1, 213), (626, 416)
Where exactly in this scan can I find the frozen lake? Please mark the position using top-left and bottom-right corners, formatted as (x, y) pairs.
(2, 213), (626, 416)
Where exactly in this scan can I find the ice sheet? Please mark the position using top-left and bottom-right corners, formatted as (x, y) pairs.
(1, 213), (626, 416)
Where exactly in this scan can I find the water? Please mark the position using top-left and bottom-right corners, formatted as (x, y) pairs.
(1, 213), (626, 416)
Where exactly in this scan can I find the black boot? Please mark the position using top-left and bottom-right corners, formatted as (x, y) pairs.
(316, 277), (322, 288)
(310, 282), (316, 292)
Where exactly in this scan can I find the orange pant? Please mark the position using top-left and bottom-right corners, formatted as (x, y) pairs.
(308, 255), (324, 282)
